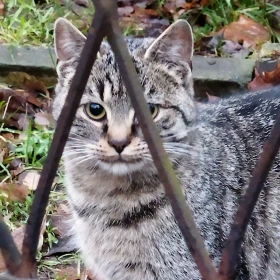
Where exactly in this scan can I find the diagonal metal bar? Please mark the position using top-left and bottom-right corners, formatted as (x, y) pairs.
(0, 215), (21, 275)
(11, 8), (108, 279)
(96, 1), (219, 279)
(218, 110), (280, 279)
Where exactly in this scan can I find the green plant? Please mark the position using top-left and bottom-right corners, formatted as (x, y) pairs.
(0, 192), (34, 230)
(15, 123), (53, 167)
(181, 0), (280, 42)
(0, 0), (94, 45)
(37, 252), (82, 279)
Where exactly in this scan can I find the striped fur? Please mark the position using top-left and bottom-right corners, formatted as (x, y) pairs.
(52, 18), (280, 280)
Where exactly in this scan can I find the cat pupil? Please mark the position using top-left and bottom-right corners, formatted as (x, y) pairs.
(90, 103), (104, 116)
(149, 104), (156, 115)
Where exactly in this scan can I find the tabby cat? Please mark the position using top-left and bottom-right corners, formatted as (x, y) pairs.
(52, 17), (280, 280)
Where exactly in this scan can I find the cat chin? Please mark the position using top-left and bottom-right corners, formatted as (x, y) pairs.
(98, 161), (145, 175)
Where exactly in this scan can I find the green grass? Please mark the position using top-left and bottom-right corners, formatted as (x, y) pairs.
(0, 124), (73, 279)
(0, 192), (35, 230)
(0, 0), (94, 45)
(180, 0), (280, 43)
(15, 123), (53, 167)
(1, 0), (279, 46)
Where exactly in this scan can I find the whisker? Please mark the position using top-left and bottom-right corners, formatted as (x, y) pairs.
(74, 155), (96, 168)
(66, 154), (90, 165)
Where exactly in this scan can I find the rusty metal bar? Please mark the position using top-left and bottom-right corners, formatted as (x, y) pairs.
(9, 8), (108, 279)
(98, 1), (219, 279)
(219, 111), (280, 279)
(0, 215), (21, 275)
(3, 1), (278, 280)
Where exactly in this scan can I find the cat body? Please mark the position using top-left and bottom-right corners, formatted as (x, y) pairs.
(52, 18), (280, 280)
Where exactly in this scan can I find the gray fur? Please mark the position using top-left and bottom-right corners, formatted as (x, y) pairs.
(52, 18), (280, 280)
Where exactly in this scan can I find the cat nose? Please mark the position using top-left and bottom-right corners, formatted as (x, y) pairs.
(108, 138), (131, 154)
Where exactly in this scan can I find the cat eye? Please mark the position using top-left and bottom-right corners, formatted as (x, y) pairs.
(149, 104), (159, 119)
(84, 103), (106, 120)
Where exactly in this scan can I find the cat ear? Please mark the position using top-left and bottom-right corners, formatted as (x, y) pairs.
(144, 19), (193, 65)
(54, 18), (86, 61)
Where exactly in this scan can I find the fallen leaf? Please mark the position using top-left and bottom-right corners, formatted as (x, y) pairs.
(14, 89), (42, 108)
(0, 85), (43, 130)
(176, 0), (188, 8)
(75, 0), (89, 7)
(0, 183), (29, 202)
(17, 114), (30, 131)
(248, 60), (280, 91)
(55, 264), (79, 280)
(10, 159), (25, 177)
(261, 62), (280, 84)
(0, 87), (35, 115)
(18, 170), (41, 190)
(219, 15), (270, 47)
(118, 6), (134, 17)
(1, 133), (15, 142)
(0, 137), (9, 163)
(34, 112), (55, 127)
(0, 0), (4, 16)
(46, 202), (75, 256)
(49, 203), (71, 237)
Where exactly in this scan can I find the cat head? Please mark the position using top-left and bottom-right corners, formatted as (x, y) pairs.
(53, 18), (196, 176)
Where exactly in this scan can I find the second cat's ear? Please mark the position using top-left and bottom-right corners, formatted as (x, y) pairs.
(144, 20), (193, 65)
(54, 18), (86, 61)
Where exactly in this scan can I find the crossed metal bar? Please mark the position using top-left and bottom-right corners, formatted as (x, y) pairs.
(1, 1), (280, 279)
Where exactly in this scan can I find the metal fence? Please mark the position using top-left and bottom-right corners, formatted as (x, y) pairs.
(1, 1), (280, 279)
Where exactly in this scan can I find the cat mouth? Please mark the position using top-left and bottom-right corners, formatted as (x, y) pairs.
(98, 156), (147, 175)
(100, 155), (143, 164)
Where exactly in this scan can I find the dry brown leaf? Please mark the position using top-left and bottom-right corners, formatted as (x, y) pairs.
(248, 60), (280, 91)
(0, 137), (9, 163)
(54, 264), (95, 280)
(262, 62), (280, 84)
(220, 15), (270, 47)
(18, 170), (41, 190)
(14, 89), (43, 108)
(34, 112), (55, 127)
(17, 114), (30, 131)
(49, 203), (71, 237)
(80, 269), (95, 280)
(0, 0), (4, 16)
(118, 6), (134, 16)
(10, 159), (25, 177)
(0, 85), (44, 129)
(0, 183), (29, 202)
(1, 133), (15, 142)
(55, 265), (79, 280)
(248, 69), (273, 91)
(0, 87), (34, 115)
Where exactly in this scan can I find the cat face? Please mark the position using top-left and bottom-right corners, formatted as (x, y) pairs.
(52, 18), (196, 176)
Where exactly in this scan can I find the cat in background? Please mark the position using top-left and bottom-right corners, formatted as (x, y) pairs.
(52, 17), (280, 280)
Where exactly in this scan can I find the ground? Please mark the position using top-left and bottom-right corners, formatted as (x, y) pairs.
(0, 0), (280, 279)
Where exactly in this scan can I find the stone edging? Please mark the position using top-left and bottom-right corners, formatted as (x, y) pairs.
(0, 45), (256, 96)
